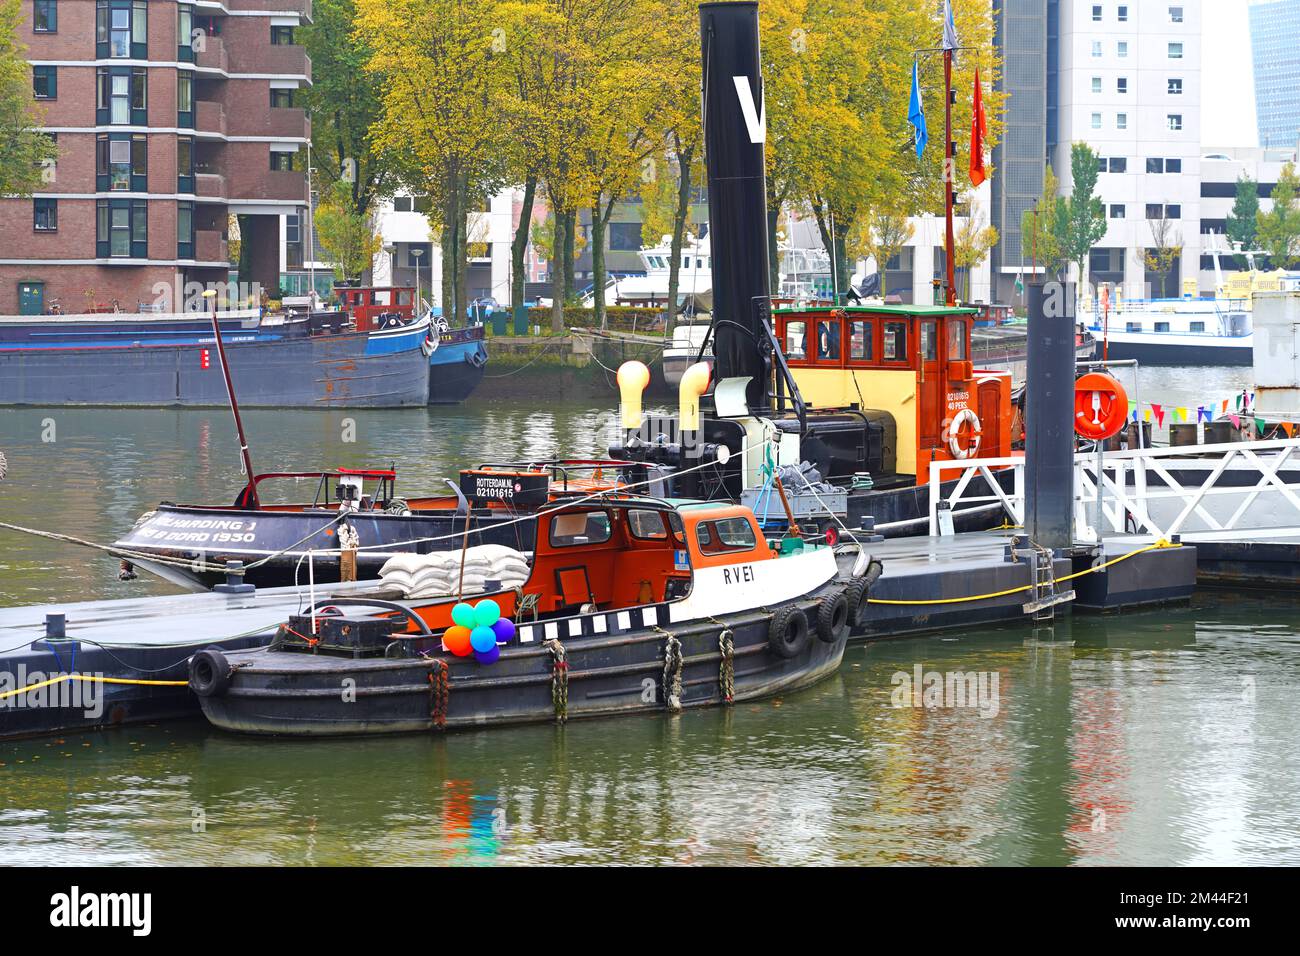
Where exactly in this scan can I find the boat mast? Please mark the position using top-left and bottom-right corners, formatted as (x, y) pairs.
(204, 290), (258, 507)
(943, 47), (957, 307)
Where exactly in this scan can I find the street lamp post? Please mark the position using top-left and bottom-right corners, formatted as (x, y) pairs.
(410, 247), (424, 316)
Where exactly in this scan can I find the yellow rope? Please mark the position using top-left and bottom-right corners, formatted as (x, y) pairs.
(867, 539), (1176, 606)
(0, 673), (189, 701)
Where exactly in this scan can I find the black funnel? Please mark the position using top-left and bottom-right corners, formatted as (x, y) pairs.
(700, 1), (771, 412)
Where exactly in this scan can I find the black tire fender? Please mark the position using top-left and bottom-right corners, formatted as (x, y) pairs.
(816, 589), (850, 643)
(844, 557), (884, 628)
(844, 577), (871, 629)
(767, 605), (811, 660)
(189, 648), (232, 698)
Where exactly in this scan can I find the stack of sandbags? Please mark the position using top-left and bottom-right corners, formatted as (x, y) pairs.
(378, 544), (531, 599)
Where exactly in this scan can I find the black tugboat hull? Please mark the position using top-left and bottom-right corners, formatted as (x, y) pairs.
(195, 599), (846, 736)
(120, 467), (1012, 591)
(115, 504), (538, 591)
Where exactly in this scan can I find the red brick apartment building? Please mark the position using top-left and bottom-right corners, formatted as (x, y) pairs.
(0, 0), (312, 315)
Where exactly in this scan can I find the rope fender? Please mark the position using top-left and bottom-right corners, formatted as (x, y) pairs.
(718, 628), (735, 704)
(660, 629), (683, 713)
(427, 659), (449, 730)
(542, 638), (568, 723)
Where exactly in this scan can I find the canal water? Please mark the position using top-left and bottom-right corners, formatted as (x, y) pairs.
(2, 390), (1298, 865)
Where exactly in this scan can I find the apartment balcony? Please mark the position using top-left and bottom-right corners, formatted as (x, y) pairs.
(195, 100), (227, 137)
(195, 230), (229, 264)
(195, 173), (227, 201)
(229, 44), (311, 78)
(229, 0), (313, 18)
(228, 106), (309, 140)
(261, 169), (308, 202)
(194, 35), (228, 73)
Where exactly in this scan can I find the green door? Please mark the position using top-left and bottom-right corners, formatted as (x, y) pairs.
(18, 282), (44, 316)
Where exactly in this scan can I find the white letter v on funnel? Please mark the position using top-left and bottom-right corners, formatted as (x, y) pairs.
(733, 76), (766, 143)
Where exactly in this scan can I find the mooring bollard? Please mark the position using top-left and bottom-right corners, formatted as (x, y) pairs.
(213, 559), (255, 595)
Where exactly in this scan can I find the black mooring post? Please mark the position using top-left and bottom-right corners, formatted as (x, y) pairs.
(1024, 281), (1076, 551)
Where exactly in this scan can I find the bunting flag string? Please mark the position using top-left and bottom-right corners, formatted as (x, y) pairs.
(1108, 390), (1299, 441)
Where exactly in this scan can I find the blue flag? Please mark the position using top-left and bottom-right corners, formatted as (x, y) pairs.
(908, 60), (928, 159)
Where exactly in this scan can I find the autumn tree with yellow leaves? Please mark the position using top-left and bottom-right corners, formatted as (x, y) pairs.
(351, 0), (1003, 323)
(760, 0), (1001, 299)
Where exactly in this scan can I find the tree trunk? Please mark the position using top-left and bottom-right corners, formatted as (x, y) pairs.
(591, 199), (607, 329)
(811, 199), (835, 299)
(833, 216), (851, 304)
(441, 166), (459, 323)
(511, 175), (537, 312)
(550, 209), (567, 333)
(455, 176), (468, 327)
(666, 137), (694, 334)
(440, 221), (455, 320)
(562, 209), (577, 304)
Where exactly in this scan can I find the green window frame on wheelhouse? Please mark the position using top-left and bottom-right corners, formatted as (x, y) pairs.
(96, 0), (148, 59)
(96, 198), (147, 259)
(96, 66), (146, 125)
(177, 201), (195, 259)
(95, 133), (147, 192)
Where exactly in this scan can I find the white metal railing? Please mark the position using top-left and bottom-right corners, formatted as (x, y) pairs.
(927, 438), (1300, 543)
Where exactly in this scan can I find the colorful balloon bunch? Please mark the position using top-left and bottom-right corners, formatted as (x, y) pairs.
(443, 599), (516, 663)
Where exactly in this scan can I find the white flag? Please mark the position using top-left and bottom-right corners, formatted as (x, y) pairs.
(942, 0), (959, 51)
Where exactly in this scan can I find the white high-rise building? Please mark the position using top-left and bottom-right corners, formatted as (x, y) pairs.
(1054, 0), (1201, 299)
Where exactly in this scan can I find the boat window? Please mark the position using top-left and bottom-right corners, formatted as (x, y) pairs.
(883, 321), (907, 361)
(371, 290), (391, 306)
(920, 320), (938, 361)
(1126, 322), (1142, 332)
(1155, 321), (1170, 332)
(549, 510), (612, 547)
(816, 320), (840, 361)
(666, 510), (685, 541)
(627, 509), (668, 539)
(849, 320), (872, 360)
(695, 517), (757, 555)
(785, 320), (807, 359)
(1190, 320), (1205, 333)
(397, 290), (412, 306)
(947, 319), (967, 360)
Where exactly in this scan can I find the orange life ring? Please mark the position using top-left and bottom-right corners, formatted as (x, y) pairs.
(1074, 372), (1129, 441)
(946, 408), (982, 459)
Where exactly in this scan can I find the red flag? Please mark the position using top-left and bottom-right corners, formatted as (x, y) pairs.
(969, 67), (988, 187)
